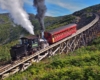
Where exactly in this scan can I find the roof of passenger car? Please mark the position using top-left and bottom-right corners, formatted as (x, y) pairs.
(48, 23), (77, 35)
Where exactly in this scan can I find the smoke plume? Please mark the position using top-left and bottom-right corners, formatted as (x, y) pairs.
(33, 0), (47, 31)
(0, 0), (34, 35)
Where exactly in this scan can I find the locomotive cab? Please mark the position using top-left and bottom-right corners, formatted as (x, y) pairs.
(20, 36), (39, 52)
(10, 35), (39, 61)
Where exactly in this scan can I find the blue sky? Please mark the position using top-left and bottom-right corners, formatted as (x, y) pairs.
(0, 0), (100, 17)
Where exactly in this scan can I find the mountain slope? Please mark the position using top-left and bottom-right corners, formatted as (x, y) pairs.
(4, 36), (100, 80)
(73, 4), (100, 16)
(0, 13), (75, 44)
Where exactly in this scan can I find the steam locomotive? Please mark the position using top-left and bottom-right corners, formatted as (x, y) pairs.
(10, 24), (77, 61)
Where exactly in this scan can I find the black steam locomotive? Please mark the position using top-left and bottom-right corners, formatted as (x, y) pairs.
(10, 35), (48, 61)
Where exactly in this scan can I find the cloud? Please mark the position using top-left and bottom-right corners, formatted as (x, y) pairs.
(0, 0), (89, 16)
(24, 0), (33, 5)
(46, 0), (86, 12)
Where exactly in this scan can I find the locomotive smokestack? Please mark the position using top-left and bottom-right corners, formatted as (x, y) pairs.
(0, 0), (34, 35)
(33, 0), (47, 38)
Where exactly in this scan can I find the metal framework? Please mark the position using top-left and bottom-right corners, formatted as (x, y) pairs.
(0, 14), (99, 79)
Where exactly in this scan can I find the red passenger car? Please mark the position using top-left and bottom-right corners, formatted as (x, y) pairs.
(44, 24), (77, 44)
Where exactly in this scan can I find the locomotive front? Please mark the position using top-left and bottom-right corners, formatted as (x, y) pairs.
(10, 44), (27, 61)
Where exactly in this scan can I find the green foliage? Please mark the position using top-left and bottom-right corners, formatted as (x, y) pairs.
(4, 37), (100, 80)
(0, 13), (75, 44)
(46, 15), (75, 31)
(73, 4), (100, 16)
(0, 41), (18, 64)
(0, 14), (29, 44)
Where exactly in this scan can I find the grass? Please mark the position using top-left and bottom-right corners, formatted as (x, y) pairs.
(4, 36), (100, 80)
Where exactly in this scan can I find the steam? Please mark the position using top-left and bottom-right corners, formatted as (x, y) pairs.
(33, 0), (47, 32)
(0, 0), (34, 35)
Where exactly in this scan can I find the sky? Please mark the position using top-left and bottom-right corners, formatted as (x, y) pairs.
(0, 0), (100, 17)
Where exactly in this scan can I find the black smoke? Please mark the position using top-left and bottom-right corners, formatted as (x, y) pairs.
(33, 0), (47, 32)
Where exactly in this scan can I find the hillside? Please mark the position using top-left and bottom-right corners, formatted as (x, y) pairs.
(4, 36), (100, 80)
(0, 13), (76, 45)
(0, 13), (95, 45)
(0, 4), (100, 45)
(0, 3), (100, 80)
(1, 4), (100, 45)
(0, 13), (29, 45)
(73, 4), (100, 16)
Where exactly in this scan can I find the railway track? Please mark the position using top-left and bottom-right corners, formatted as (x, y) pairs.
(0, 14), (99, 79)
